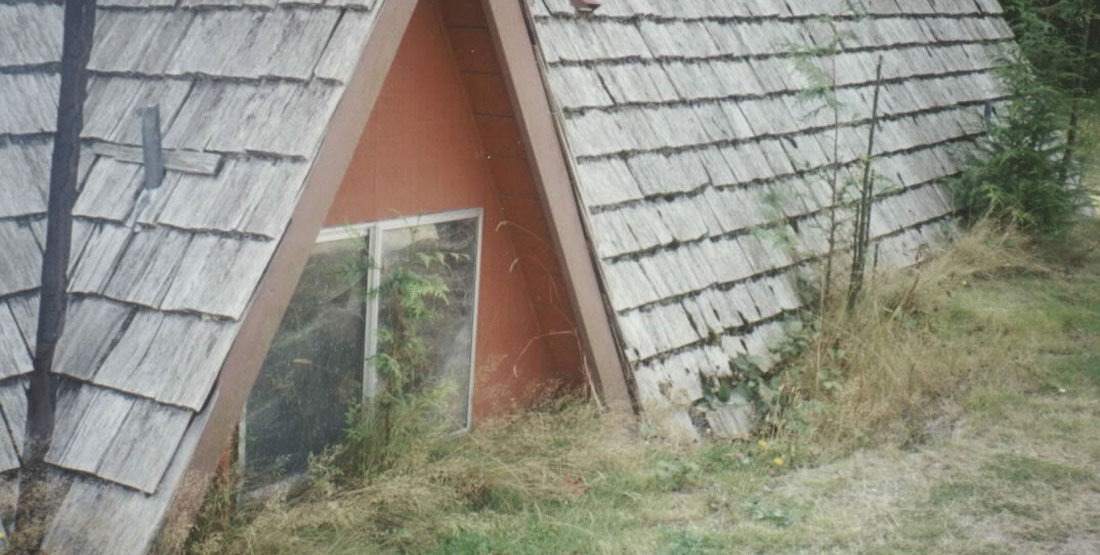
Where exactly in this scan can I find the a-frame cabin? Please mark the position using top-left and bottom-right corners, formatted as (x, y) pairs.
(0, 0), (1013, 551)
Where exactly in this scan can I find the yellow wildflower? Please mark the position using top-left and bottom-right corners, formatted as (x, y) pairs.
(772, 457), (785, 466)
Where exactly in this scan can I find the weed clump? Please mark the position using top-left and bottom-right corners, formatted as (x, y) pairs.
(751, 223), (1055, 459)
(188, 401), (642, 554)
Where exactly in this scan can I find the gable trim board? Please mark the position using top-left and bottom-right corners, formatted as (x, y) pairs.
(0, 0), (1016, 551)
(482, 0), (633, 411)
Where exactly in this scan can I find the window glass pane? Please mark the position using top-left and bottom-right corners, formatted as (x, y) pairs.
(244, 236), (369, 486)
(376, 216), (478, 431)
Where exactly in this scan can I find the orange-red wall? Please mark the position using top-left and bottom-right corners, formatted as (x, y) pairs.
(326, 0), (582, 420)
(440, 0), (586, 380)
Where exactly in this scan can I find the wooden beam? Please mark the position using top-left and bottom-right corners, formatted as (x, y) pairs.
(479, 0), (633, 411)
(89, 141), (223, 176)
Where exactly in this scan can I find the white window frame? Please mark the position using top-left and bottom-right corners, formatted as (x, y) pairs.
(240, 208), (484, 478)
(316, 207), (484, 431)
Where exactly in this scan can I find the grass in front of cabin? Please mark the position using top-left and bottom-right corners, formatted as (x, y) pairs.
(189, 219), (1100, 554)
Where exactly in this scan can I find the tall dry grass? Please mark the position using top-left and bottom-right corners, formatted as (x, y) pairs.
(188, 218), (1100, 554)
(187, 400), (648, 554)
(788, 222), (1049, 455)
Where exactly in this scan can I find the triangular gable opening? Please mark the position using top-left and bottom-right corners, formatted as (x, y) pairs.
(238, 0), (589, 485)
(179, 0), (631, 511)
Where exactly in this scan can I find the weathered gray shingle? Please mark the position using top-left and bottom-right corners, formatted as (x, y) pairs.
(0, 3), (62, 68)
(163, 80), (342, 157)
(0, 141), (50, 219)
(83, 77), (193, 146)
(0, 379), (27, 467)
(0, 73), (60, 135)
(0, 220), (43, 297)
(0, 304), (33, 382)
(315, 8), (384, 81)
(150, 158), (311, 238)
(89, 10), (194, 75)
(166, 9), (340, 80)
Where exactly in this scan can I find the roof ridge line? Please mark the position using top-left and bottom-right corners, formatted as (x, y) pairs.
(545, 37), (1013, 68)
(573, 96), (1005, 163)
(587, 129), (984, 216)
(562, 67), (1004, 116)
(533, 12), (1006, 25)
(601, 172), (960, 267)
(615, 209), (955, 321)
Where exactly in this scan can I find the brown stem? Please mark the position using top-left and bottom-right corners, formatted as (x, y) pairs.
(1060, 15), (1092, 184)
(847, 56), (884, 313)
(822, 49), (841, 315)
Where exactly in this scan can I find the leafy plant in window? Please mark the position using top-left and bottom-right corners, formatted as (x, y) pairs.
(339, 237), (469, 478)
(243, 239), (370, 486)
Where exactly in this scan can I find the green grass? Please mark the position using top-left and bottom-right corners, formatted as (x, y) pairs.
(190, 220), (1100, 554)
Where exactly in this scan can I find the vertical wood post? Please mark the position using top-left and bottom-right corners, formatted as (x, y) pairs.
(14, 0), (96, 550)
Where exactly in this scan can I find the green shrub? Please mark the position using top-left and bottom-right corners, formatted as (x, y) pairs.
(953, 0), (1097, 234)
(952, 64), (1082, 233)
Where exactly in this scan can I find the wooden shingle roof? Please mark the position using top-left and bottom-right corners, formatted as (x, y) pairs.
(527, 0), (1014, 430)
(0, 1), (382, 552)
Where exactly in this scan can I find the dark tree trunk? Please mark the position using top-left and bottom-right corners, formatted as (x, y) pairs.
(13, 0), (96, 550)
(1060, 14), (1093, 184)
